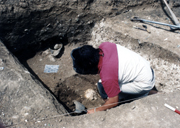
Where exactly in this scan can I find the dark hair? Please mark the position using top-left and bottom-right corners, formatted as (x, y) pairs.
(71, 45), (99, 74)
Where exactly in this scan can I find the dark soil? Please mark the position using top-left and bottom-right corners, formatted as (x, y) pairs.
(54, 74), (104, 112)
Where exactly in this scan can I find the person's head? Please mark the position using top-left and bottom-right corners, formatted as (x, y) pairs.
(71, 45), (99, 74)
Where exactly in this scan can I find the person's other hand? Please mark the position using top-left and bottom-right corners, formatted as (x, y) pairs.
(87, 109), (95, 114)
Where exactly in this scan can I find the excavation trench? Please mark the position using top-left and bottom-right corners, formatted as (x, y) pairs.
(15, 36), (105, 113)
(14, 30), (180, 113)
(1, 0), (180, 115)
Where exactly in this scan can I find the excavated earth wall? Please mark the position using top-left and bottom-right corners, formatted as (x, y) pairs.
(0, 41), (67, 127)
(0, 0), (163, 54)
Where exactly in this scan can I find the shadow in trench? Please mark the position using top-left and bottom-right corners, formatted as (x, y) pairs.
(13, 36), (68, 61)
(117, 86), (158, 106)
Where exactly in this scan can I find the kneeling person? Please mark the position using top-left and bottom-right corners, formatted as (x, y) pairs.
(71, 42), (155, 114)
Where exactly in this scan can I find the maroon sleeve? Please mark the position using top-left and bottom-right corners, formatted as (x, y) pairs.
(99, 42), (120, 98)
(102, 79), (120, 98)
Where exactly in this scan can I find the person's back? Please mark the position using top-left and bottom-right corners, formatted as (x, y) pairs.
(99, 42), (154, 97)
(116, 44), (153, 86)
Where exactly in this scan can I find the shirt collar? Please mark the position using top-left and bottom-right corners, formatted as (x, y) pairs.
(98, 49), (104, 73)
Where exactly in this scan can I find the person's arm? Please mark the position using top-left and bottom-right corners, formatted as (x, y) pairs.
(87, 95), (119, 114)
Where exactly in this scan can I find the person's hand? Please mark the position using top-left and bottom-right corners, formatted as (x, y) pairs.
(87, 95), (119, 114)
(87, 108), (95, 114)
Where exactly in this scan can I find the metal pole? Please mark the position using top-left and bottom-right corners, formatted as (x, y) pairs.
(131, 17), (180, 29)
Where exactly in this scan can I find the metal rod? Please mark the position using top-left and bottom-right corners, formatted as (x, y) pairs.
(163, 0), (180, 26)
(131, 17), (180, 29)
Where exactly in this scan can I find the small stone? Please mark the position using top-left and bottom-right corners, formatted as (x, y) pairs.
(46, 23), (51, 27)
(42, 49), (51, 56)
(48, 55), (56, 62)
(0, 67), (4, 71)
(0, 59), (3, 65)
(138, 40), (141, 44)
(84, 89), (97, 100)
(101, 118), (105, 121)
(54, 44), (62, 50)
(51, 48), (62, 57)
(164, 38), (168, 41)
(132, 106), (136, 110)
(75, 18), (79, 22)
(24, 113), (29, 116)
(87, 20), (93, 24)
(19, 2), (28, 8)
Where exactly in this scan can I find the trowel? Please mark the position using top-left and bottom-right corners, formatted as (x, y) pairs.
(73, 100), (87, 114)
